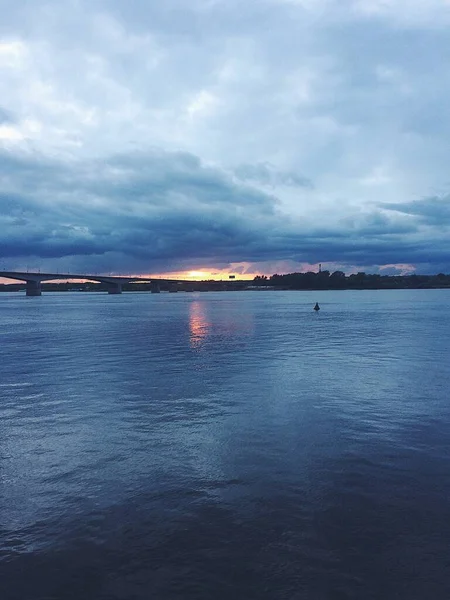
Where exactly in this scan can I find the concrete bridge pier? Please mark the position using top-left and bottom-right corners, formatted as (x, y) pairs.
(151, 281), (161, 293)
(107, 282), (122, 294)
(26, 280), (42, 296)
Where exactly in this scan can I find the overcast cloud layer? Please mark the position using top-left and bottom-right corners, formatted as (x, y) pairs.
(1, 0), (450, 275)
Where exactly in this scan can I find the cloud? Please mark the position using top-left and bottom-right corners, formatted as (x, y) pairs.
(0, 149), (280, 268)
(384, 195), (450, 225)
(0, 107), (15, 124)
(351, 0), (450, 28)
(1, 0), (450, 274)
(234, 162), (313, 188)
(1, 148), (450, 274)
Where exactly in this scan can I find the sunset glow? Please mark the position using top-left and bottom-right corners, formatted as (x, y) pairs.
(143, 266), (261, 281)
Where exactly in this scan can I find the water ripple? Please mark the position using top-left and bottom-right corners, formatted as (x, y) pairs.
(1, 290), (450, 599)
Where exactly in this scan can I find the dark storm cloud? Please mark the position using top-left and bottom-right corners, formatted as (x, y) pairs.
(0, 149), (277, 264)
(1, 148), (449, 273)
(384, 195), (450, 225)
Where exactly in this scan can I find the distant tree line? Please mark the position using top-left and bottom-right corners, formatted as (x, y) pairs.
(252, 271), (450, 290)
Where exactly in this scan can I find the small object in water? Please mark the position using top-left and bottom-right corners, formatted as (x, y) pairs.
(314, 302), (320, 311)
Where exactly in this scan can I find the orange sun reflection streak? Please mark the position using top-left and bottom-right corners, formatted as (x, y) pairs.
(189, 301), (210, 348)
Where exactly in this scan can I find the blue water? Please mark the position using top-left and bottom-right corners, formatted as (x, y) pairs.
(1, 289), (450, 599)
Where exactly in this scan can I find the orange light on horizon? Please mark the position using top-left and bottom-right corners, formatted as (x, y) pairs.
(188, 270), (209, 279)
(140, 269), (259, 281)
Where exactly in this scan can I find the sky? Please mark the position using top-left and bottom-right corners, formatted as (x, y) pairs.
(1, 0), (450, 278)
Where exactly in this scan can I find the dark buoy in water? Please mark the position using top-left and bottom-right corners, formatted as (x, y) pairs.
(314, 302), (320, 311)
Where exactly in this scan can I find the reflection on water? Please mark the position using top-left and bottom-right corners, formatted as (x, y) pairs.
(188, 296), (255, 352)
(189, 300), (210, 349)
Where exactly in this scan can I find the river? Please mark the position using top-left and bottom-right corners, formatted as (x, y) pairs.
(1, 289), (450, 599)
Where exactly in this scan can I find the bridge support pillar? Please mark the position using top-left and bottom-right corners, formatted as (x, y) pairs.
(26, 280), (42, 296)
(151, 282), (161, 294)
(107, 283), (122, 294)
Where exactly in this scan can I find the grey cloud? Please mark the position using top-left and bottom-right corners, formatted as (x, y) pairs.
(384, 195), (450, 224)
(0, 107), (15, 124)
(341, 211), (417, 235)
(234, 163), (313, 188)
(1, 149), (449, 273)
(1, 0), (450, 273)
(0, 149), (278, 264)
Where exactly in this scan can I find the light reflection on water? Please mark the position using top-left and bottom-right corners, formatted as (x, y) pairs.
(1, 289), (450, 600)
(189, 300), (210, 349)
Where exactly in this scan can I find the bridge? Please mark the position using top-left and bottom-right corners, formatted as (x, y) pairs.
(0, 271), (166, 296)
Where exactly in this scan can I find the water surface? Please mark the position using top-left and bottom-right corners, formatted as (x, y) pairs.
(1, 289), (450, 599)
